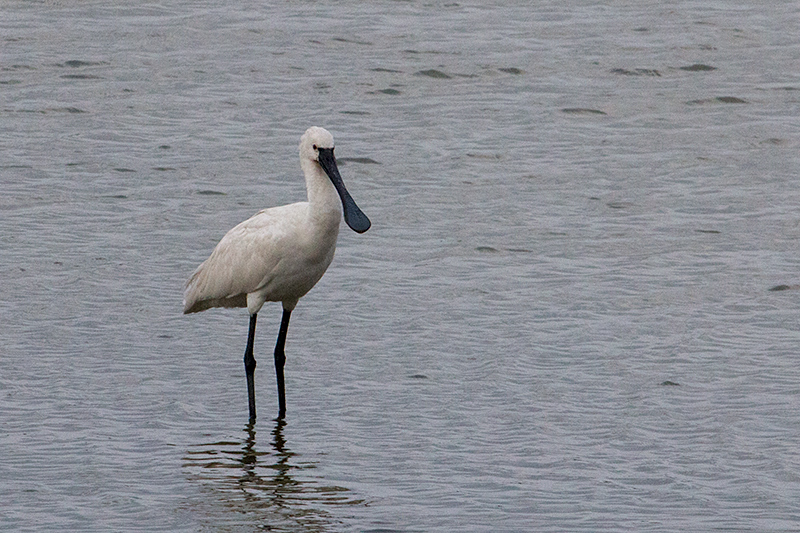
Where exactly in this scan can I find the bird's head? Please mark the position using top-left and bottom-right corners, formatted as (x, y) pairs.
(299, 127), (370, 234)
(300, 126), (336, 163)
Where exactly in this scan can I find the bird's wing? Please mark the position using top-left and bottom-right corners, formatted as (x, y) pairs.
(183, 203), (306, 313)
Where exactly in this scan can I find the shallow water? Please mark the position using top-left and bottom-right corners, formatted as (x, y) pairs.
(3, 1), (800, 531)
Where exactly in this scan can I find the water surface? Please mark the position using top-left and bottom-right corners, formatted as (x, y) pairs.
(3, 1), (800, 531)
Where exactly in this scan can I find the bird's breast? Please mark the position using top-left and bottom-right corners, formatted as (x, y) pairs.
(298, 214), (340, 270)
(254, 207), (340, 303)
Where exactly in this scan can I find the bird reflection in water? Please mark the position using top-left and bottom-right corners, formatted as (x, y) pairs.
(183, 418), (362, 531)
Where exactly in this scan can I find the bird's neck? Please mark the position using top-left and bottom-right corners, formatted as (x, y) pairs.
(301, 159), (342, 224)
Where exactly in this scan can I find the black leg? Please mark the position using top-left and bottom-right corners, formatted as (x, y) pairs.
(244, 313), (258, 421)
(274, 308), (292, 419)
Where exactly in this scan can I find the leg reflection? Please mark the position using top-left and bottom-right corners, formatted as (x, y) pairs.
(184, 419), (362, 530)
(238, 418), (294, 500)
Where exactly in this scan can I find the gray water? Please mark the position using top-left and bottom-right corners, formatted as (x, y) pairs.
(3, 1), (800, 531)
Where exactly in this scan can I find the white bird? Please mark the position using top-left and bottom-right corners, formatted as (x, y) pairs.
(183, 127), (370, 420)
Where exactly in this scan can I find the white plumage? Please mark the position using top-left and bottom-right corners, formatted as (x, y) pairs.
(184, 202), (338, 315)
(183, 126), (370, 419)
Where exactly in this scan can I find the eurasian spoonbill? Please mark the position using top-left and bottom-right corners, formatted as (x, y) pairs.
(183, 127), (371, 420)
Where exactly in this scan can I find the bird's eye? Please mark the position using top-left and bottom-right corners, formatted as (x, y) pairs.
(312, 144), (317, 150)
